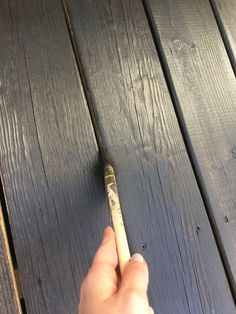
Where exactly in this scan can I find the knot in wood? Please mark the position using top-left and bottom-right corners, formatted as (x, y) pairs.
(230, 147), (236, 159)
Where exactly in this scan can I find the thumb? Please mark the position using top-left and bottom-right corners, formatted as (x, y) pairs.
(120, 253), (149, 297)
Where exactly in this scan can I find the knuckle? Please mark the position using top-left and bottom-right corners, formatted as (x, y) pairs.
(124, 290), (142, 303)
(120, 290), (149, 312)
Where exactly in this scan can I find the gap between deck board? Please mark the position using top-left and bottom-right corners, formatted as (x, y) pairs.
(0, 180), (25, 312)
(0, 199), (23, 314)
(209, 0), (236, 75)
(61, 0), (110, 161)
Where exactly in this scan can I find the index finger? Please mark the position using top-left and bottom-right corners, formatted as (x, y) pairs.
(83, 227), (119, 300)
(92, 226), (118, 268)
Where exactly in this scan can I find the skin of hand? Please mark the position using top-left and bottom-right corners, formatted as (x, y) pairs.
(78, 226), (154, 314)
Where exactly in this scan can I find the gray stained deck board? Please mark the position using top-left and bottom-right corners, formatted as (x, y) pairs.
(64, 0), (235, 313)
(210, 0), (236, 73)
(145, 0), (236, 297)
(0, 205), (21, 314)
(0, 0), (109, 313)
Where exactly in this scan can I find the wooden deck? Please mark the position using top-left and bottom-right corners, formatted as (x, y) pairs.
(0, 0), (236, 313)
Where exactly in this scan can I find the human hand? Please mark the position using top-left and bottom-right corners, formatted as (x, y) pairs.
(78, 226), (154, 314)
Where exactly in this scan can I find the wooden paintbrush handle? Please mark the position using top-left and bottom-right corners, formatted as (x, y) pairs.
(104, 164), (131, 276)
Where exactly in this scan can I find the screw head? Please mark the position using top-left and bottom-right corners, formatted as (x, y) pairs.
(141, 243), (147, 250)
(37, 278), (42, 286)
(224, 216), (229, 223)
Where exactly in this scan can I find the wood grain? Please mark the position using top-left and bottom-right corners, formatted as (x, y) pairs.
(0, 204), (21, 314)
(64, 0), (235, 313)
(145, 0), (236, 297)
(210, 0), (236, 73)
(0, 0), (109, 313)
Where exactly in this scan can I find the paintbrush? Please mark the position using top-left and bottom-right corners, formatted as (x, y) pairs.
(104, 163), (131, 275)
(78, 83), (130, 274)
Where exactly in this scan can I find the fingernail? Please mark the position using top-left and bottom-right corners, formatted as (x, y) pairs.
(131, 253), (144, 263)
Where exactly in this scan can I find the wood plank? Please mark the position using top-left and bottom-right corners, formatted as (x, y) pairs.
(0, 0), (109, 313)
(0, 204), (22, 314)
(145, 0), (236, 297)
(63, 0), (235, 313)
(210, 0), (236, 72)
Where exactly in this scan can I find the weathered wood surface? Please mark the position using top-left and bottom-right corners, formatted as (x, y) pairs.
(0, 0), (109, 313)
(0, 205), (21, 314)
(64, 0), (235, 313)
(146, 0), (236, 297)
(210, 0), (236, 72)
